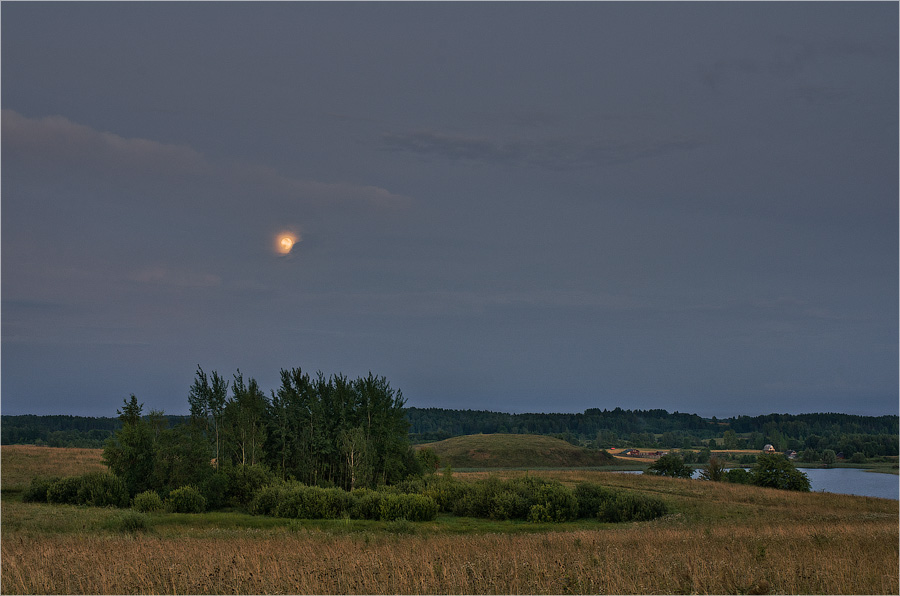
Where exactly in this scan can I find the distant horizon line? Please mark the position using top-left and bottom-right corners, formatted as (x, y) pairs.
(2, 407), (897, 421)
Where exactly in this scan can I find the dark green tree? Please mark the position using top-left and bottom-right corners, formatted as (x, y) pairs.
(800, 448), (819, 463)
(750, 453), (811, 491)
(723, 430), (738, 450)
(150, 424), (212, 495)
(102, 395), (155, 496)
(698, 455), (727, 481)
(189, 366), (229, 469)
(645, 454), (693, 479)
(696, 447), (711, 464)
(226, 371), (269, 467)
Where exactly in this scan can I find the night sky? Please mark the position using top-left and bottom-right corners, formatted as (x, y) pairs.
(2, 3), (897, 418)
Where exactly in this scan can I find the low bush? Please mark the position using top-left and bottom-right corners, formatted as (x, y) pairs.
(46, 476), (82, 505)
(22, 476), (59, 503)
(350, 489), (383, 520)
(247, 477), (664, 525)
(110, 511), (150, 533)
(272, 485), (342, 519)
(76, 472), (129, 508)
(724, 468), (752, 484)
(166, 485), (207, 513)
(574, 482), (617, 517)
(531, 482), (578, 522)
(249, 483), (288, 516)
(132, 490), (164, 513)
(378, 493), (438, 522)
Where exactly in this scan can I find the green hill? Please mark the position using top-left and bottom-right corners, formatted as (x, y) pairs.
(418, 433), (617, 469)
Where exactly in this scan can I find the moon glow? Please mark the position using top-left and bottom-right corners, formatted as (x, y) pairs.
(275, 232), (299, 255)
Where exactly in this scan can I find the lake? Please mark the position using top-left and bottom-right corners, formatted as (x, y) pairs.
(617, 467), (899, 500)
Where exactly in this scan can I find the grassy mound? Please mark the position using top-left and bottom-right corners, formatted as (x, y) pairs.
(419, 433), (617, 469)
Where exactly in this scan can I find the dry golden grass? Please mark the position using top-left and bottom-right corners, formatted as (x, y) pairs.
(2, 520), (896, 594)
(1, 445), (106, 491)
(1, 448), (897, 594)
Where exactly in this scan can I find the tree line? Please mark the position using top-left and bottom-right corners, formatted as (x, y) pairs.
(406, 407), (898, 457)
(4, 401), (897, 458)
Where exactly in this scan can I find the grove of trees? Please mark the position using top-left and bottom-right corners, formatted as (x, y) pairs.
(102, 367), (423, 504)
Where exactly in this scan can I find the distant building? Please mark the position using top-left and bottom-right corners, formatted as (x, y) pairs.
(785, 450), (797, 460)
(763, 444), (776, 453)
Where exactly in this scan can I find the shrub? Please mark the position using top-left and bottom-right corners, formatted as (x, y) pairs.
(422, 476), (466, 513)
(249, 483), (289, 516)
(46, 476), (82, 505)
(532, 482), (578, 522)
(270, 484), (353, 519)
(308, 487), (353, 519)
(225, 464), (276, 507)
(574, 482), (617, 518)
(166, 485), (207, 513)
(76, 472), (129, 508)
(132, 490), (165, 513)
(350, 489), (383, 520)
(111, 511), (150, 533)
(527, 503), (552, 523)
(490, 490), (527, 520)
(393, 477), (427, 495)
(723, 468), (752, 484)
(23, 476), (59, 503)
(850, 452), (866, 464)
(379, 493), (437, 522)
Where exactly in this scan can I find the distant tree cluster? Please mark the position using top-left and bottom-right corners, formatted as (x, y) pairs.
(645, 452), (811, 492)
(405, 407), (898, 458)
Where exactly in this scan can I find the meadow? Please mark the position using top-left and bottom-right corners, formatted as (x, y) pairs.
(2, 445), (897, 594)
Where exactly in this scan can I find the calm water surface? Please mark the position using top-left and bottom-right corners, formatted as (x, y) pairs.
(618, 467), (898, 500)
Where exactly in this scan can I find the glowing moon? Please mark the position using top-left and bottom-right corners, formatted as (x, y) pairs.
(275, 232), (299, 255)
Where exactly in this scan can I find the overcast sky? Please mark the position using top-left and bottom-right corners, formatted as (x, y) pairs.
(2, 2), (897, 418)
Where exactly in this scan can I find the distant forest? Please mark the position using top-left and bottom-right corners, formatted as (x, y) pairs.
(2, 406), (897, 457)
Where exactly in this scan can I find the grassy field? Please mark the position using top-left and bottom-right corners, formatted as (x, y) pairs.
(2, 445), (898, 594)
(419, 433), (616, 469)
(1, 444), (107, 493)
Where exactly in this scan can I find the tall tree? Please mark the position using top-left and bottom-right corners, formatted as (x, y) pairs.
(226, 371), (269, 466)
(102, 395), (155, 496)
(189, 366), (229, 468)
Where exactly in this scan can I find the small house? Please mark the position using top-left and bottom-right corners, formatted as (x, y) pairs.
(763, 444), (776, 453)
(785, 450), (797, 460)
